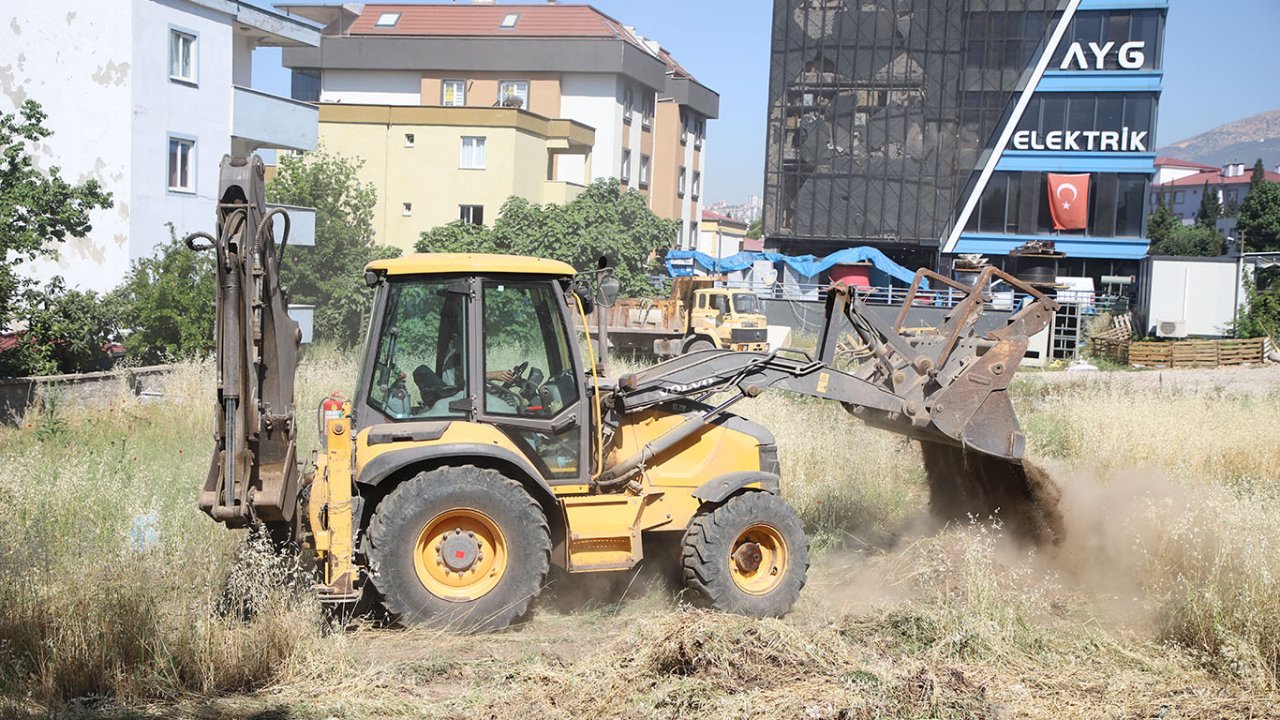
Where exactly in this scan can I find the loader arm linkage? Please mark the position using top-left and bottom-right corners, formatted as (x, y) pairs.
(610, 267), (1058, 478)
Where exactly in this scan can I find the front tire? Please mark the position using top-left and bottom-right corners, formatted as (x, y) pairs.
(684, 338), (714, 354)
(680, 492), (809, 617)
(367, 465), (550, 631)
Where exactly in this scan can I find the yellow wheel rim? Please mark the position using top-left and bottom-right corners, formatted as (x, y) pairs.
(729, 523), (788, 596)
(413, 508), (508, 602)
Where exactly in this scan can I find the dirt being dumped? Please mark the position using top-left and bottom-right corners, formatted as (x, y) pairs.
(921, 442), (1065, 548)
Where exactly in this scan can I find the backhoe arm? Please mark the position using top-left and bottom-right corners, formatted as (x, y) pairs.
(186, 155), (301, 530)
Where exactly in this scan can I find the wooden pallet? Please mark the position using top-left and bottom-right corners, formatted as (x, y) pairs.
(1127, 338), (1265, 368)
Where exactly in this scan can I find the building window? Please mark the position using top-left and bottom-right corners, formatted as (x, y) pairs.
(402, 202), (413, 217)
(498, 80), (529, 109)
(442, 79), (466, 107)
(620, 148), (631, 183)
(404, 133), (415, 148)
(695, 117), (705, 149)
(460, 136), (486, 169)
(168, 136), (195, 193)
(692, 171), (701, 199)
(374, 12), (400, 28)
(622, 86), (635, 123)
(1174, 191), (1184, 204)
(460, 205), (484, 226)
(169, 29), (196, 84)
(681, 109), (690, 145)
(639, 154), (650, 188)
(499, 13), (519, 29)
(678, 166), (687, 197)
(291, 69), (320, 102)
(642, 94), (654, 128)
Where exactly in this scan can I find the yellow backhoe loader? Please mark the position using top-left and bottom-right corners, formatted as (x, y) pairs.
(188, 156), (1059, 630)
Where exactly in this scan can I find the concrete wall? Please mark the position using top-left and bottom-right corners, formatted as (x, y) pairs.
(321, 69), (421, 105)
(560, 73), (622, 182)
(0, 4), (134, 293)
(130, 0), (237, 265)
(0, 365), (174, 425)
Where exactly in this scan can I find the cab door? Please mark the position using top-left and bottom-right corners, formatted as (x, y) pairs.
(472, 277), (587, 485)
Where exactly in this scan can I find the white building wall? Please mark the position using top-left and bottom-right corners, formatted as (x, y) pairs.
(1146, 258), (1240, 337)
(321, 69), (421, 105)
(0, 4), (134, 292)
(130, 0), (235, 264)
(559, 73), (622, 181)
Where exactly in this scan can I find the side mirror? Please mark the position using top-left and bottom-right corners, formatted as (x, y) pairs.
(572, 280), (596, 315)
(597, 272), (622, 309)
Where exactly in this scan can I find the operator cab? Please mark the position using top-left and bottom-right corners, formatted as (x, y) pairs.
(356, 253), (589, 481)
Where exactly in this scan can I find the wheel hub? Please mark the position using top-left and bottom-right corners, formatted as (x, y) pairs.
(440, 529), (481, 572)
(732, 541), (764, 574)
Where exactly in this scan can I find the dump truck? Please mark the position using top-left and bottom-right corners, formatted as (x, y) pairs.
(590, 276), (769, 357)
(189, 155), (1059, 630)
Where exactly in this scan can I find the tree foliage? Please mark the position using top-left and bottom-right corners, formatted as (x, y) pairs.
(416, 179), (677, 296)
(1146, 200), (1181, 248)
(746, 219), (763, 239)
(1238, 159), (1280, 252)
(0, 99), (112, 323)
(0, 279), (118, 377)
(111, 228), (216, 364)
(265, 149), (400, 347)
(1149, 223), (1223, 257)
(1235, 268), (1280, 340)
(1195, 181), (1222, 228)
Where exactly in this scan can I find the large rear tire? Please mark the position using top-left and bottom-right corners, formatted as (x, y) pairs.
(680, 492), (809, 617)
(367, 465), (550, 631)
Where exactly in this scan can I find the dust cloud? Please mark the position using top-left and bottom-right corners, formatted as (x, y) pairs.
(922, 442), (1065, 548)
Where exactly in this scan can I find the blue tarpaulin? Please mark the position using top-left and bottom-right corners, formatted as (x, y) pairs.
(665, 247), (926, 288)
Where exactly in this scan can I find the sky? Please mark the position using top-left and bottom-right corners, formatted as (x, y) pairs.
(253, 0), (1280, 205)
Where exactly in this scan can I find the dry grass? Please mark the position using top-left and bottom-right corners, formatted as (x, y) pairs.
(0, 358), (1278, 717)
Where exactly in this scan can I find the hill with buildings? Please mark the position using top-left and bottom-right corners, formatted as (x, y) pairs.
(1158, 109), (1280, 168)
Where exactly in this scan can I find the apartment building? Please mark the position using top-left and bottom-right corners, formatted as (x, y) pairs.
(279, 2), (718, 248)
(0, 0), (321, 293)
(318, 104), (594, 250)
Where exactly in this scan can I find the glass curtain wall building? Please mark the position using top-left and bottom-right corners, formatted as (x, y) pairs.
(764, 0), (1167, 278)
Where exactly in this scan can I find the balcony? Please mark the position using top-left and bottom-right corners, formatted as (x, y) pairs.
(232, 86), (318, 152)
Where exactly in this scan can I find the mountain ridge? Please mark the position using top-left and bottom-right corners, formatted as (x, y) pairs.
(1157, 109), (1280, 169)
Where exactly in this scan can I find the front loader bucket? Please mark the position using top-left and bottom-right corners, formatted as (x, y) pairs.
(819, 265), (1058, 464)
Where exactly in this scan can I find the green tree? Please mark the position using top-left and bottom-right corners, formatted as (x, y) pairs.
(0, 99), (112, 324)
(112, 228), (216, 364)
(1194, 181), (1222, 227)
(1237, 159), (1280, 252)
(746, 219), (763, 239)
(265, 149), (400, 347)
(417, 179), (677, 296)
(1234, 268), (1280, 339)
(1149, 224), (1223, 257)
(0, 279), (118, 376)
(1146, 199), (1181, 247)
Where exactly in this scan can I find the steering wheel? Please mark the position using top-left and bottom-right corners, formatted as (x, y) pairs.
(503, 361), (529, 389)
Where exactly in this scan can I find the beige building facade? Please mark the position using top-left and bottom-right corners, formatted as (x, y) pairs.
(281, 3), (717, 246)
(319, 105), (593, 252)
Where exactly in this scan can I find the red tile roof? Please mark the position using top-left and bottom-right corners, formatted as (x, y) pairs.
(1159, 169), (1280, 188)
(349, 3), (645, 50)
(1154, 156), (1219, 170)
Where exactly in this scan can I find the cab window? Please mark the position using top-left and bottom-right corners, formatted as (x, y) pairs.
(712, 294), (729, 314)
(482, 280), (579, 417)
(732, 293), (759, 314)
(367, 280), (468, 420)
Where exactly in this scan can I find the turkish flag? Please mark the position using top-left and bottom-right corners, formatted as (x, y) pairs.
(1047, 173), (1090, 230)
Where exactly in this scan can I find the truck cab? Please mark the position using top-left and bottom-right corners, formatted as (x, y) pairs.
(686, 288), (769, 353)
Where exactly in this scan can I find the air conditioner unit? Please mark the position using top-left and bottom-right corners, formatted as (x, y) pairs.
(1156, 319), (1188, 338)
